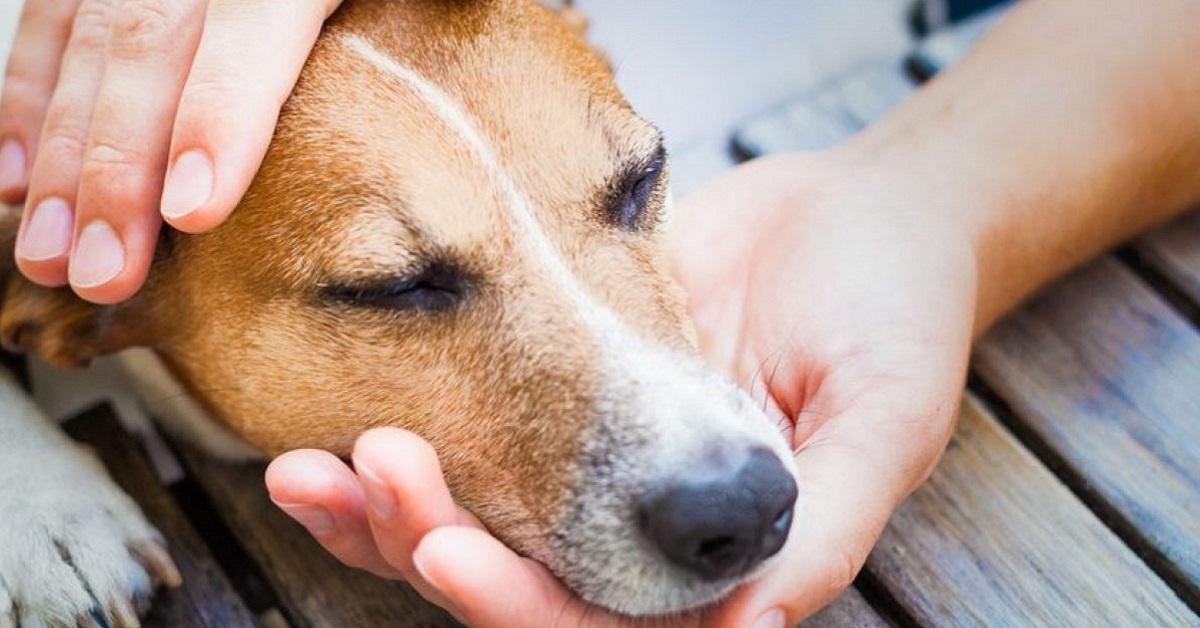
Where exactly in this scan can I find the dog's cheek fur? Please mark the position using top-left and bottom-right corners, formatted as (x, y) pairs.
(153, 276), (597, 560)
(147, 164), (601, 555)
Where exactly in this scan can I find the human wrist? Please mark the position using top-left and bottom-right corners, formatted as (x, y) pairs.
(818, 140), (991, 319)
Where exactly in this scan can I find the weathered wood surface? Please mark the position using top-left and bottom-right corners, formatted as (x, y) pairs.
(867, 396), (1195, 627)
(179, 447), (894, 628)
(178, 448), (460, 628)
(974, 256), (1200, 609)
(802, 587), (892, 628)
(62, 406), (258, 628)
(50, 213), (1200, 626)
(1135, 209), (1200, 306)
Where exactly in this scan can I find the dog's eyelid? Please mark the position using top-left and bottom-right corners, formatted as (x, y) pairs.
(318, 261), (470, 312)
(607, 141), (668, 230)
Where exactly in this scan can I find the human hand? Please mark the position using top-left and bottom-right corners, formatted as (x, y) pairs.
(665, 151), (977, 625)
(266, 428), (701, 628)
(0, 0), (342, 303)
(264, 148), (981, 626)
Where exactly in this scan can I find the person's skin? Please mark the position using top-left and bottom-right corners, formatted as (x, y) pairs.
(0, 0), (343, 304)
(5, 0), (1200, 626)
(265, 0), (1200, 626)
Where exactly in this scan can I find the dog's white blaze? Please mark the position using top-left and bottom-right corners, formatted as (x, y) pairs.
(340, 35), (798, 614)
(344, 34), (618, 332)
(341, 36), (782, 442)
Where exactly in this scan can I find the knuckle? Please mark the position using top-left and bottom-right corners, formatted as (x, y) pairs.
(179, 72), (241, 113)
(824, 548), (865, 597)
(38, 128), (91, 166)
(68, 8), (114, 53)
(108, 0), (185, 58)
(40, 98), (91, 146)
(78, 142), (146, 200)
(18, 0), (60, 29)
(0, 75), (50, 116)
(84, 142), (143, 172)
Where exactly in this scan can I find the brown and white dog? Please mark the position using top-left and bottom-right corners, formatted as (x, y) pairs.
(0, 0), (797, 623)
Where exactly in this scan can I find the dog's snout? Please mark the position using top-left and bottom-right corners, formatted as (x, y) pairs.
(637, 447), (798, 581)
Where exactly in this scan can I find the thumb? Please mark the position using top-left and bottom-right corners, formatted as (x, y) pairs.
(704, 406), (948, 627)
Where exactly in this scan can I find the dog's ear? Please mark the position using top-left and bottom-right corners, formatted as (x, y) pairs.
(0, 278), (152, 369)
(0, 209), (154, 368)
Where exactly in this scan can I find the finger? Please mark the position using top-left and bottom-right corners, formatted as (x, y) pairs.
(702, 459), (886, 626)
(160, 0), (342, 232)
(415, 529), (704, 628)
(15, 0), (116, 286)
(0, 0), (81, 202)
(265, 449), (402, 579)
(351, 428), (462, 579)
(704, 407), (949, 627)
(412, 527), (607, 628)
(66, 0), (210, 303)
(352, 428), (484, 612)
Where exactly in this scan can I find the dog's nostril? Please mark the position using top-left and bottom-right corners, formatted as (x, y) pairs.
(637, 448), (798, 581)
(772, 507), (793, 535)
(696, 536), (737, 562)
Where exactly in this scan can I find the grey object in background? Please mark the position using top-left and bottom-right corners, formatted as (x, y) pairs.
(728, 2), (1011, 162)
(732, 60), (916, 159)
(905, 2), (1012, 80)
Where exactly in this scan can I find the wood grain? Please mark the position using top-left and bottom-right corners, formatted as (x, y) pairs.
(803, 587), (892, 628)
(179, 450), (898, 628)
(1134, 209), (1200, 306)
(865, 395), (1196, 627)
(973, 257), (1200, 610)
(62, 406), (258, 628)
(178, 448), (460, 628)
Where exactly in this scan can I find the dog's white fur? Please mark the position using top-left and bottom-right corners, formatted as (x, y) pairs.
(0, 371), (163, 626)
(0, 0), (798, 620)
(345, 34), (797, 613)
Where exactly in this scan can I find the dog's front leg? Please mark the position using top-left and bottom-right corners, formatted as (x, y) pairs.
(0, 371), (177, 627)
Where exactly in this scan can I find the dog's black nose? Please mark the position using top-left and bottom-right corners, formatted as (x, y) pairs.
(637, 447), (798, 581)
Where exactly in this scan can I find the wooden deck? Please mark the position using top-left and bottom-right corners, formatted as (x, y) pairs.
(48, 209), (1200, 628)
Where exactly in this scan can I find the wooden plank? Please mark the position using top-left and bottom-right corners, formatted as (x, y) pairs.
(973, 257), (1200, 609)
(62, 406), (257, 628)
(1135, 209), (1200, 306)
(174, 439), (892, 627)
(178, 448), (460, 628)
(866, 396), (1196, 627)
(803, 587), (891, 628)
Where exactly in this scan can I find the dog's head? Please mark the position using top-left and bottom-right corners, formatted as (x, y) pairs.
(0, 0), (796, 615)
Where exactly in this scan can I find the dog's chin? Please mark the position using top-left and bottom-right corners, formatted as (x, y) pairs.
(537, 481), (796, 616)
(553, 547), (782, 616)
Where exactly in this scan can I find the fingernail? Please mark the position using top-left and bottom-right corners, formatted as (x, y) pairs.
(17, 197), (73, 261)
(68, 220), (125, 288)
(0, 140), (25, 192)
(161, 149), (213, 219)
(412, 544), (464, 617)
(752, 609), (786, 628)
(355, 461), (397, 520)
(274, 501), (336, 536)
(412, 550), (434, 583)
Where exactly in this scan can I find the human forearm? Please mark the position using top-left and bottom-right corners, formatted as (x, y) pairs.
(840, 0), (1200, 333)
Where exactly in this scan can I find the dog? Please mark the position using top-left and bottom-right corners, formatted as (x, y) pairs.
(0, 0), (798, 624)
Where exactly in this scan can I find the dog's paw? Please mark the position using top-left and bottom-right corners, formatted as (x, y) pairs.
(0, 444), (180, 627)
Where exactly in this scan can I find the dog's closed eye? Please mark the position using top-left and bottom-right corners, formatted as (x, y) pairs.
(608, 142), (667, 231)
(320, 262), (469, 312)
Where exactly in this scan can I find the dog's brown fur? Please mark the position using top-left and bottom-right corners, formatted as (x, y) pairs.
(2, 0), (688, 579)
